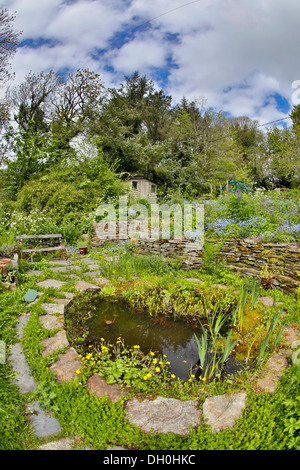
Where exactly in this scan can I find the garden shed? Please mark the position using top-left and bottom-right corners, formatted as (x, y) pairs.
(127, 177), (157, 203)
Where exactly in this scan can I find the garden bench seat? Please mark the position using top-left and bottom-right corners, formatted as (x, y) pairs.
(16, 234), (68, 262)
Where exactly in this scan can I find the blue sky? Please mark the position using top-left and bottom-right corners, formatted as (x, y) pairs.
(3, 0), (300, 127)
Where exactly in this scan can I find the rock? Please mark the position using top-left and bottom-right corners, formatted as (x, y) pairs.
(86, 271), (101, 278)
(125, 396), (201, 436)
(41, 303), (65, 315)
(49, 266), (75, 273)
(86, 374), (127, 403)
(258, 296), (274, 308)
(38, 437), (75, 450)
(282, 325), (299, 350)
(41, 329), (69, 356)
(75, 281), (101, 292)
(64, 292), (76, 300)
(16, 314), (31, 339)
(38, 279), (66, 289)
(26, 270), (43, 276)
(9, 343), (37, 394)
(86, 264), (100, 271)
(256, 351), (289, 394)
(26, 401), (62, 438)
(39, 314), (64, 330)
(49, 259), (73, 265)
(49, 347), (81, 382)
(202, 391), (247, 433)
(95, 277), (112, 287)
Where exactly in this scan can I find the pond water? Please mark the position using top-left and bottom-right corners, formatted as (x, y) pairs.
(85, 299), (200, 381)
(85, 298), (243, 381)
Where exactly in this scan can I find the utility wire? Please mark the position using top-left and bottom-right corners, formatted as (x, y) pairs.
(206, 115), (291, 145)
(131, 0), (203, 32)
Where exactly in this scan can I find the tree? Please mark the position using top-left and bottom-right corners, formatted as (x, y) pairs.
(0, 8), (21, 83)
(266, 125), (300, 187)
(50, 69), (106, 154)
(6, 70), (61, 131)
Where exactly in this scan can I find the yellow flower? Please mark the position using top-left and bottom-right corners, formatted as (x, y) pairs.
(143, 375), (148, 380)
(100, 338), (105, 342)
(171, 374), (176, 379)
(150, 351), (155, 356)
(75, 370), (81, 374)
(133, 345), (140, 349)
(152, 358), (157, 364)
(147, 373), (152, 378)
(155, 367), (160, 373)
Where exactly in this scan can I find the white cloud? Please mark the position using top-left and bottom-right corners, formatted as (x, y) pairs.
(4, 0), (300, 124)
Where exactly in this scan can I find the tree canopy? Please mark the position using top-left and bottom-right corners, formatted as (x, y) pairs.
(0, 65), (299, 220)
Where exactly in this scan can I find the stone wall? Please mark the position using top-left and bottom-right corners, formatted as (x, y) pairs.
(91, 233), (300, 292)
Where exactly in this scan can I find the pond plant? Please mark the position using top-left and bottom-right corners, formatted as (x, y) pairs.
(0, 190), (299, 449)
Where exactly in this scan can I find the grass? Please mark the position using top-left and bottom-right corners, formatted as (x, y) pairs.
(0, 245), (299, 450)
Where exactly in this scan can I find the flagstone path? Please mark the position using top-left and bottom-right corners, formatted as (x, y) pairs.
(8, 255), (299, 450)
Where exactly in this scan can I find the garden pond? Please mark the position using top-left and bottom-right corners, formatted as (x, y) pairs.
(82, 297), (243, 382)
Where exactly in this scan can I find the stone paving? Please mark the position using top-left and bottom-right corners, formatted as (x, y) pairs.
(8, 255), (300, 450)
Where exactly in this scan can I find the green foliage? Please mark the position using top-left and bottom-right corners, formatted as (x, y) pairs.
(226, 192), (256, 220)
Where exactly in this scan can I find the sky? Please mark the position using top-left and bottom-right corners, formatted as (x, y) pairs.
(3, 0), (300, 128)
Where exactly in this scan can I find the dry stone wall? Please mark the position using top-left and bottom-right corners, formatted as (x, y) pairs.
(91, 232), (300, 292)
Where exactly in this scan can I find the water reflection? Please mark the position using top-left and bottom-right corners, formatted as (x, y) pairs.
(85, 299), (200, 381)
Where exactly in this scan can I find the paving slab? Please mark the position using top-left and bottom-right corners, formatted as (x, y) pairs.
(49, 259), (73, 266)
(74, 281), (101, 293)
(9, 343), (37, 394)
(64, 292), (76, 300)
(125, 396), (201, 436)
(40, 303), (65, 315)
(39, 314), (64, 330)
(85, 271), (101, 278)
(38, 437), (76, 450)
(41, 329), (69, 356)
(49, 347), (82, 382)
(202, 391), (247, 433)
(95, 277), (112, 287)
(16, 314), (31, 339)
(26, 401), (62, 438)
(86, 264), (100, 271)
(86, 373), (128, 403)
(38, 279), (66, 289)
(26, 270), (43, 276)
(256, 351), (289, 394)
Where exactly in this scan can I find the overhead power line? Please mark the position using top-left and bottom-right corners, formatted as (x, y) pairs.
(132, 0), (203, 32)
(207, 115), (292, 145)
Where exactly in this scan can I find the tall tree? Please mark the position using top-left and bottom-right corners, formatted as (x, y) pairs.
(50, 69), (106, 153)
(0, 8), (21, 83)
(6, 70), (61, 131)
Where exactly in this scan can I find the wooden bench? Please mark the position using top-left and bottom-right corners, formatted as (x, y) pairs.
(16, 234), (68, 262)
